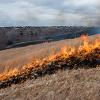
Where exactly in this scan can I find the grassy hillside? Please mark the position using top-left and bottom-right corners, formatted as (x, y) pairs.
(0, 34), (99, 100)
(0, 34), (98, 73)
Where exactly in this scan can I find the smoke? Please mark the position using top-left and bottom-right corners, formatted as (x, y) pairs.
(56, 0), (100, 26)
(81, 1), (100, 26)
(82, 15), (100, 26)
(95, 4), (100, 26)
(52, 10), (66, 26)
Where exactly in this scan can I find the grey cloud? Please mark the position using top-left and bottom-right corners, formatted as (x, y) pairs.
(0, 0), (99, 26)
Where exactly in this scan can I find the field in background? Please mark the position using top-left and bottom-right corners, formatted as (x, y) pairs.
(1, 26), (99, 50)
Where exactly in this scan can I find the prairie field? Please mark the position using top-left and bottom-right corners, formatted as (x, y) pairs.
(0, 34), (100, 100)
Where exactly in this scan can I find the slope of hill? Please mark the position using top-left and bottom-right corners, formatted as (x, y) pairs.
(1, 67), (100, 100)
(0, 34), (98, 73)
(0, 34), (100, 100)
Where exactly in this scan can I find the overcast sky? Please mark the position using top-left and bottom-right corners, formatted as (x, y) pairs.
(0, 0), (99, 26)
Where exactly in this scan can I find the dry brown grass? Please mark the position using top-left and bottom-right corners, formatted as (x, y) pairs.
(0, 66), (100, 100)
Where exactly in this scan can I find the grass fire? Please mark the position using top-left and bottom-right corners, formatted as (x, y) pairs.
(0, 35), (100, 89)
